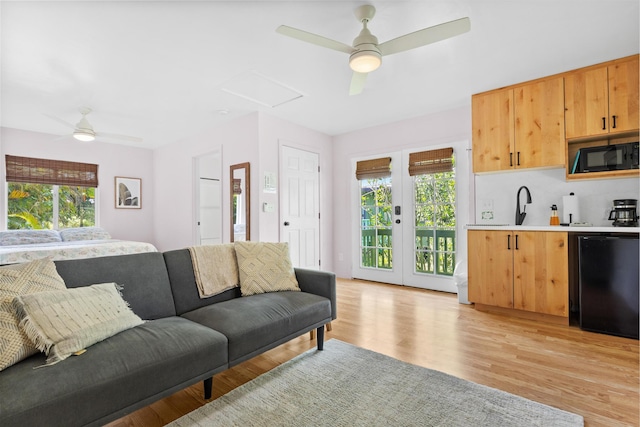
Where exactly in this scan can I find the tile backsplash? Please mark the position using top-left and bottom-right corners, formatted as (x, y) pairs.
(473, 168), (640, 226)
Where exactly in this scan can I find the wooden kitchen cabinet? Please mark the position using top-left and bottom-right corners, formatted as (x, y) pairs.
(472, 77), (565, 173)
(471, 89), (514, 173)
(468, 230), (569, 318)
(564, 55), (639, 140)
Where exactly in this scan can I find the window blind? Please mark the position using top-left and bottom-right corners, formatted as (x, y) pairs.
(5, 155), (99, 187)
(355, 157), (392, 180)
(408, 148), (454, 176)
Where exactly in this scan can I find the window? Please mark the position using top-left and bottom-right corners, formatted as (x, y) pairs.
(410, 148), (456, 277)
(5, 156), (98, 230)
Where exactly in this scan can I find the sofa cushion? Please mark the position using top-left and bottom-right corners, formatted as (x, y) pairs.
(0, 317), (228, 427)
(14, 283), (144, 366)
(182, 291), (331, 365)
(59, 226), (111, 242)
(54, 252), (176, 320)
(164, 249), (241, 316)
(0, 258), (66, 371)
(234, 241), (300, 296)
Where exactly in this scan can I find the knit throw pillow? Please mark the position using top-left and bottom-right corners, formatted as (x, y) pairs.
(0, 258), (67, 371)
(13, 282), (144, 367)
(234, 241), (300, 296)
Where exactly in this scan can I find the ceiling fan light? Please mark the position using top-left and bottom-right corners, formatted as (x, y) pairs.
(73, 129), (95, 142)
(349, 50), (381, 73)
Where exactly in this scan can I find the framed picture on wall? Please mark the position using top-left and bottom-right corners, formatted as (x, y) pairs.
(115, 177), (142, 209)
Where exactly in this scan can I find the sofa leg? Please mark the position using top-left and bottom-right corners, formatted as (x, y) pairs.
(309, 321), (332, 340)
(316, 326), (324, 351)
(203, 377), (213, 400)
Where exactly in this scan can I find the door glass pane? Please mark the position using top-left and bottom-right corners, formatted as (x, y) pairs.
(360, 177), (393, 269)
(412, 159), (456, 277)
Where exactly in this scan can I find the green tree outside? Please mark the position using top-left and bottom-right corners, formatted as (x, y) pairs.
(7, 183), (96, 229)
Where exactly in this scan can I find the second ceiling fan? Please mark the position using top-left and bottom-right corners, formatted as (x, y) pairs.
(276, 5), (470, 95)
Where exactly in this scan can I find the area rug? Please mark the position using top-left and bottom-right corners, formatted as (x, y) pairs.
(168, 339), (583, 427)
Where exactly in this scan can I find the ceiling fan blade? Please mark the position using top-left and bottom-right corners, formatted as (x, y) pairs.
(378, 17), (470, 56)
(96, 132), (143, 143)
(43, 113), (76, 130)
(349, 72), (368, 96)
(276, 25), (354, 54)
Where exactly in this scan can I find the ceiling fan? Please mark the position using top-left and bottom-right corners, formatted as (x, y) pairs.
(276, 5), (470, 95)
(45, 107), (143, 143)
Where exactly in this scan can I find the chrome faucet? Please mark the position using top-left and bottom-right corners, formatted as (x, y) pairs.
(515, 186), (532, 225)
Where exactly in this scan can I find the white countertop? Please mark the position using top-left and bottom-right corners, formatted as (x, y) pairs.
(465, 224), (640, 233)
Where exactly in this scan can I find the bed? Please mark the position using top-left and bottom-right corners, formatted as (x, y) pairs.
(0, 227), (157, 264)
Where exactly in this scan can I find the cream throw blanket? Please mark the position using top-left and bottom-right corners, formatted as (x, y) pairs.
(188, 244), (239, 298)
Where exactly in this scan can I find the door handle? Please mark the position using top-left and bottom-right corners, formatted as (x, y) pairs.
(284, 221), (290, 226)
(395, 219), (401, 224)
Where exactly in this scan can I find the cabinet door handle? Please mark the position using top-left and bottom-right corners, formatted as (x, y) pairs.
(507, 234), (511, 250)
(515, 234), (519, 250)
(602, 117), (606, 130)
(509, 152), (513, 167)
(517, 151), (521, 166)
(612, 115), (617, 129)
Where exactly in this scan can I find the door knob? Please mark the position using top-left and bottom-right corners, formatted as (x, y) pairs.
(395, 219), (401, 224)
(284, 221), (290, 226)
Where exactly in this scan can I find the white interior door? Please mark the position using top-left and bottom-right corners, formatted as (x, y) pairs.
(199, 178), (221, 245)
(281, 146), (320, 270)
(194, 150), (222, 246)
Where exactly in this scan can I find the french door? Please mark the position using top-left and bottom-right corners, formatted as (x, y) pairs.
(351, 149), (457, 292)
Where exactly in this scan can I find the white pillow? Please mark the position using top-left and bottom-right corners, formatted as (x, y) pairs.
(59, 227), (111, 242)
(0, 258), (66, 371)
(13, 282), (143, 366)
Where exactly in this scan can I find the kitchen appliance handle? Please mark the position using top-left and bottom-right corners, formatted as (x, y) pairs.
(608, 210), (616, 220)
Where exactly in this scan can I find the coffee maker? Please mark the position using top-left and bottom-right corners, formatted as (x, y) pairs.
(608, 199), (639, 227)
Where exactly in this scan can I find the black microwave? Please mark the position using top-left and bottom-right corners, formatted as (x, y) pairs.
(574, 142), (639, 173)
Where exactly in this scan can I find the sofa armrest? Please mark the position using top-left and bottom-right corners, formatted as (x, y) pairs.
(294, 268), (337, 321)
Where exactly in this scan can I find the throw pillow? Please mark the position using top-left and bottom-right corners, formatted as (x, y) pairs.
(13, 282), (144, 366)
(234, 241), (300, 296)
(0, 258), (67, 371)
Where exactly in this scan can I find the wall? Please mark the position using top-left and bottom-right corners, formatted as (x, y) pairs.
(257, 114), (334, 270)
(474, 168), (640, 226)
(0, 127), (155, 244)
(152, 112), (334, 270)
(332, 106), (473, 280)
(153, 113), (259, 251)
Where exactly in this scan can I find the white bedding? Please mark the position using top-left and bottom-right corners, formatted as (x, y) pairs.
(0, 239), (158, 264)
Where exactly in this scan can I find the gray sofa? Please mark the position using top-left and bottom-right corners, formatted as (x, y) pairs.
(0, 249), (336, 427)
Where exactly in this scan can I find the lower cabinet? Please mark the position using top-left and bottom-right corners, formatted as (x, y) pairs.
(468, 230), (569, 318)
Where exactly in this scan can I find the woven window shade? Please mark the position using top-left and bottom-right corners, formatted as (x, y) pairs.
(355, 157), (391, 180)
(408, 148), (454, 176)
(5, 155), (99, 187)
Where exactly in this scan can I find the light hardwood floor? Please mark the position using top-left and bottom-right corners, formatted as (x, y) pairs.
(108, 278), (639, 427)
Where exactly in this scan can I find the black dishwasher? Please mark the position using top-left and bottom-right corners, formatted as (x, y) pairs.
(578, 235), (639, 339)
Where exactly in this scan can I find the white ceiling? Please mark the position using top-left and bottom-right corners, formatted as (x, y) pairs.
(1, 1), (638, 149)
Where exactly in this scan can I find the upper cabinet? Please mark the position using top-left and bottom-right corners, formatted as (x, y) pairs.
(564, 56), (639, 139)
(472, 54), (639, 180)
(472, 77), (565, 173)
(471, 89), (514, 173)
